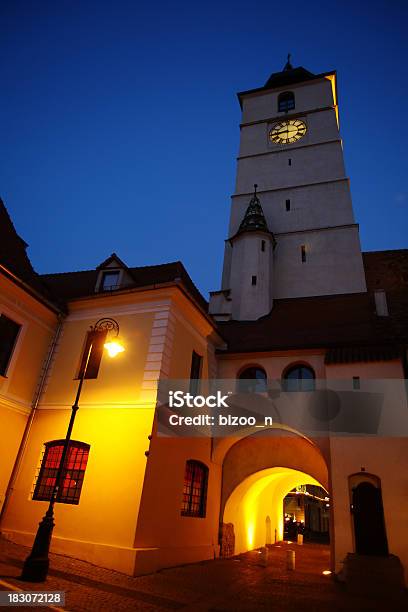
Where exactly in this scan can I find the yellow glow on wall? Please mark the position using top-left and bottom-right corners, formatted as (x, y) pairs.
(325, 73), (339, 128)
(246, 522), (255, 549)
(224, 467), (326, 554)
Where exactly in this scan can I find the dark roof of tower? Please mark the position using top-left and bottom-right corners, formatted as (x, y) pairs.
(264, 66), (317, 89)
(231, 186), (275, 243)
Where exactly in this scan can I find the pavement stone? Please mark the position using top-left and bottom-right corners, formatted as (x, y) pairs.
(0, 536), (407, 611)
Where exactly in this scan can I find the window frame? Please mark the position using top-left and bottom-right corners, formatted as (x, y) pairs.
(32, 440), (90, 505)
(181, 460), (209, 518)
(278, 91), (295, 113)
(282, 364), (315, 392)
(189, 350), (203, 395)
(237, 366), (267, 393)
(101, 270), (121, 291)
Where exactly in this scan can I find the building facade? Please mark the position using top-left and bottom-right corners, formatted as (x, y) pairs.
(1, 60), (408, 585)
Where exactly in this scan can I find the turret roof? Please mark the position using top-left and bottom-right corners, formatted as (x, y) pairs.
(231, 185), (275, 244)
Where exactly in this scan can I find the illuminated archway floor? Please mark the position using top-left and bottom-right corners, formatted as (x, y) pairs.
(223, 467), (328, 555)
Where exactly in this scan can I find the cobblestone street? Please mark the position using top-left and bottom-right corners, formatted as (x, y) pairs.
(0, 537), (406, 611)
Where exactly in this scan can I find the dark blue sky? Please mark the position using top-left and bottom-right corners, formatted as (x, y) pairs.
(1, 0), (407, 298)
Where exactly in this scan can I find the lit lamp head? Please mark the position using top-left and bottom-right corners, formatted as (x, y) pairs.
(104, 337), (125, 358)
(93, 318), (125, 358)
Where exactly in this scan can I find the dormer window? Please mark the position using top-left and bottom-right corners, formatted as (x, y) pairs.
(278, 91), (295, 113)
(101, 270), (120, 291)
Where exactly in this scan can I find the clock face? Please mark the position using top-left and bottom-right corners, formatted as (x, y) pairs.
(269, 119), (307, 144)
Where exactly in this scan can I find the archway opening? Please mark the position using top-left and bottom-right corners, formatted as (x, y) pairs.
(223, 467), (328, 555)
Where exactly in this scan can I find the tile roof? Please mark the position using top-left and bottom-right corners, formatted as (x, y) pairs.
(217, 250), (408, 355)
(40, 260), (208, 312)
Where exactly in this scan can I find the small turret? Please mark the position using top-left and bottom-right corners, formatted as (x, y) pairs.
(209, 186), (276, 321)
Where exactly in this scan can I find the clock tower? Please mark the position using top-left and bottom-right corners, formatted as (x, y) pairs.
(210, 59), (367, 321)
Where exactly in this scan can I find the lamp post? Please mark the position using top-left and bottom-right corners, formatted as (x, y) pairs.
(21, 318), (124, 582)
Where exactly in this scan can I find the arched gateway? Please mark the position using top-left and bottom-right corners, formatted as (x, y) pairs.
(217, 429), (329, 556)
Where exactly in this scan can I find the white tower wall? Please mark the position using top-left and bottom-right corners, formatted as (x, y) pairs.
(229, 232), (274, 320)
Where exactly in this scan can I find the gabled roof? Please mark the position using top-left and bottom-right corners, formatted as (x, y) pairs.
(96, 252), (129, 270)
(41, 260), (208, 312)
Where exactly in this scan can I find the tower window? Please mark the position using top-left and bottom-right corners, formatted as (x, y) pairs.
(301, 245), (306, 262)
(181, 460), (208, 518)
(288, 159), (292, 166)
(353, 376), (361, 390)
(278, 91), (295, 113)
(251, 275), (257, 286)
(261, 240), (266, 252)
(33, 440), (90, 505)
(286, 199), (291, 211)
(0, 314), (21, 376)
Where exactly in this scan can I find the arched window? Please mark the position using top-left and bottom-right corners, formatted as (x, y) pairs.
(278, 91), (295, 113)
(238, 366), (267, 393)
(33, 440), (90, 505)
(283, 364), (315, 392)
(181, 460), (208, 518)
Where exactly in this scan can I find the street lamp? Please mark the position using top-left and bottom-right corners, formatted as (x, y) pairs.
(21, 318), (124, 582)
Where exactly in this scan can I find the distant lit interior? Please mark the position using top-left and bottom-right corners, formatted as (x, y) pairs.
(283, 484), (330, 543)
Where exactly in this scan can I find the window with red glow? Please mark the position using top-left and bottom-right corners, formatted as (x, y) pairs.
(181, 460), (208, 518)
(33, 440), (90, 505)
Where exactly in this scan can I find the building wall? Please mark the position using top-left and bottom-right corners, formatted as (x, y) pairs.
(229, 179), (355, 237)
(217, 352), (408, 582)
(133, 291), (222, 574)
(326, 359), (408, 582)
(1, 286), (222, 575)
(240, 77), (336, 124)
(0, 273), (58, 516)
(228, 232), (274, 320)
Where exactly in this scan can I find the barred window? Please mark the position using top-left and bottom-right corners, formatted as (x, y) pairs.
(33, 440), (90, 505)
(181, 460), (208, 518)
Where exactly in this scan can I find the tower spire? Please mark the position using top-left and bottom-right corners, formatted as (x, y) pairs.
(238, 184), (270, 234)
(283, 53), (293, 71)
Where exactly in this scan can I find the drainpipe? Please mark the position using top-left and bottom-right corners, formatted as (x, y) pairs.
(0, 315), (64, 527)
